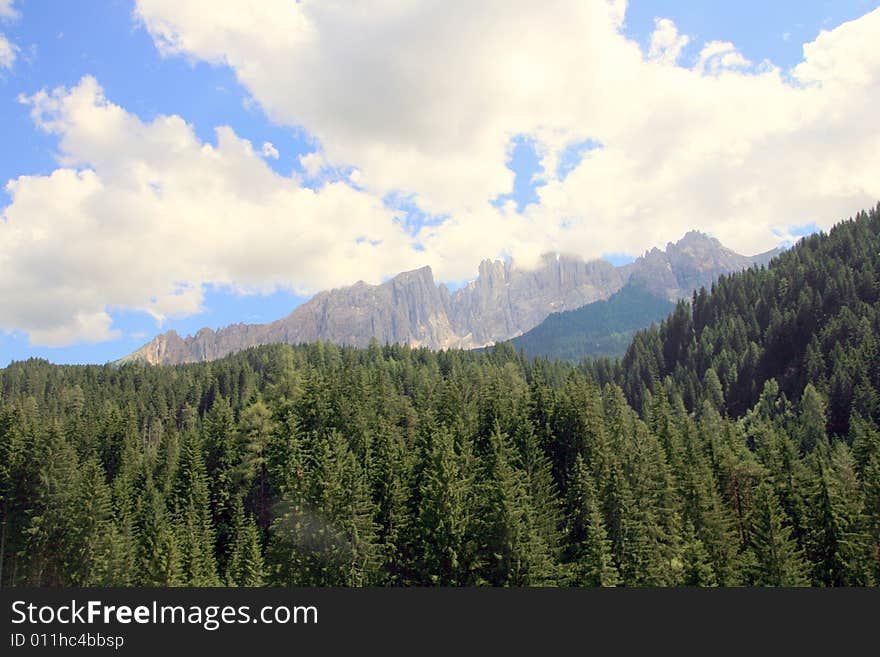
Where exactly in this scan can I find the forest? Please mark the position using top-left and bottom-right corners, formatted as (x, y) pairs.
(509, 282), (675, 361)
(0, 204), (878, 587)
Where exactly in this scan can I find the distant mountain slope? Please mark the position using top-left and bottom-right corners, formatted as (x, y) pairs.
(123, 231), (780, 365)
(509, 282), (676, 361)
(121, 257), (627, 365)
(619, 204), (880, 436)
(623, 230), (779, 300)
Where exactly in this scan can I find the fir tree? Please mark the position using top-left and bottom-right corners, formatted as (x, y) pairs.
(226, 501), (265, 586)
(564, 455), (619, 586)
(748, 483), (809, 586)
(414, 426), (469, 585)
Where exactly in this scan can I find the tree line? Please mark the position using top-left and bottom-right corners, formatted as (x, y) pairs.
(0, 205), (878, 587)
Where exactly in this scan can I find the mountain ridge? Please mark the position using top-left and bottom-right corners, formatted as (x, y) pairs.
(122, 231), (781, 365)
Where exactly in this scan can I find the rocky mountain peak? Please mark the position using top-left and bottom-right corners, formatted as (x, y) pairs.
(390, 265), (436, 287)
(122, 231), (780, 365)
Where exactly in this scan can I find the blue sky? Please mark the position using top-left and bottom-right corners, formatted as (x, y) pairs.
(1, 0), (878, 365)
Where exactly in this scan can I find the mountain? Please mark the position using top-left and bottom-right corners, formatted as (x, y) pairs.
(128, 266), (460, 365)
(507, 231), (781, 362)
(618, 204), (880, 436)
(508, 282), (676, 361)
(623, 230), (779, 300)
(123, 231), (779, 365)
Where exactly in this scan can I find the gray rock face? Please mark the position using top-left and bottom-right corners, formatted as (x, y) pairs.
(448, 254), (625, 346)
(624, 231), (779, 300)
(121, 232), (781, 365)
(278, 266), (459, 349)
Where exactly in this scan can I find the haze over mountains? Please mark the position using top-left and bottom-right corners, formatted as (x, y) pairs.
(123, 231), (780, 365)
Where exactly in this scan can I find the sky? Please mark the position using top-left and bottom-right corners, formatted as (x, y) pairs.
(1, 0), (879, 365)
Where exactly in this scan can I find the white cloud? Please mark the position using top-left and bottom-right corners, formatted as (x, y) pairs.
(0, 33), (15, 69)
(0, 0), (17, 21)
(794, 13), (880, 86)
(261, 141), (279, 159)
(648, 18), (689, 65)
(132, 1), (880, 270)
(1, 77), (422, 345)
(135, 0), (637, 217)
(0, 0), (17, 70)
(694, 41), (752, 74)
(299, 151), (325, 179)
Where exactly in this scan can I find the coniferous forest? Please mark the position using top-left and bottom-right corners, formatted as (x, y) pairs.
(1, 206), (879, 587)
(509, 282), (676, 361)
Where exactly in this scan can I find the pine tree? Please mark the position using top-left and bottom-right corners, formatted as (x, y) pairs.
(237, 399), (275, 525)
(798, 384), (829, 453)
(226, 501), (265, 586)
(687, 404), (743, 585)
(22, 423), (83, 585)
(269, 430), (377, 586)
(71, 456), (115, 586)
(474, 423), (558, 586)
(370, 420), (408, 584)
(97, 473), (138, 586)
(564, 455), (619, 586)
(515, 425), (564, 570)
(0, 407), (32, 586)
(203, 397), (239, 561)
(136, 474), (183, 586)
(806, 442), (875, 586)
(680, 519), (717, 586)
(175, 431), (219, 585)
(414, 426), (470, 585)
(748, 483), (809, 586)
(850, 415), (880, 581)
(317, 430), (380, 585)
(703, 368), (726, 414)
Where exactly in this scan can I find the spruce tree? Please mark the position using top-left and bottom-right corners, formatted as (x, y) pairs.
(748, 483), (809, 586)
(370, 420), (408, 584)
(680, 519), (717, 586)
(175, 432), (219, 585)
(226, 501), (265, 586)
(136, 474), (183, 586)
(23, 423), (83, 585)
(475, 423), (558, 586)
(414, 426), (469, 585)
(564, 455), (619, 586)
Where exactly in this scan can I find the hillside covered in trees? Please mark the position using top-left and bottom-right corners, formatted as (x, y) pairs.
(0, 206), (878, 587)
(509, 282), (675, 361)
(617, 204), (880, 436)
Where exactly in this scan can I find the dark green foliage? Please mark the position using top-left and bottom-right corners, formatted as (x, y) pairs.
(0, 206), (878, 587)
(509, 282), (675, 361)
(620, 203), (880, 433)
(226, 500), (265, 586)
(411, 426), (471, 585)
(564, 455), (619, 586)
(747, 483), (809, 586)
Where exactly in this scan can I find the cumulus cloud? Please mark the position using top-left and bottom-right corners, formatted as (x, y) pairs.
(260, 141), (279, 159)
(299, 151), (325, 179)
(694, 41), (752, 74)
(0, 0), (17, 70)
(133, 1), (880, 266)
(0, 77), (422, 345)
(648, 18), (690, 65)
(0, 33), (14, 69)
